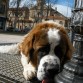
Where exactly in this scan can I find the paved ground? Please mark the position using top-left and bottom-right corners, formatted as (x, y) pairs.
(0, 33), (39, 83)
(0, 33), (24, 44)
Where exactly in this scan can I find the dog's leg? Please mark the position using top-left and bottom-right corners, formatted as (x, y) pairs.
(21, 52), (36, 80)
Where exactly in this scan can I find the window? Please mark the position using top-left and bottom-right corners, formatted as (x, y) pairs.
(59, 21), (63, 25)
(0, 4), (5, 14)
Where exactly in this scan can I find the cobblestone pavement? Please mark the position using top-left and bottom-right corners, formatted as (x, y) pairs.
(0, 33), (39, 83)
(0, 53), (29, 83)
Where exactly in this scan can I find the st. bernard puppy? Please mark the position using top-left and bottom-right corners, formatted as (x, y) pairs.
(0, 21), (74, 82)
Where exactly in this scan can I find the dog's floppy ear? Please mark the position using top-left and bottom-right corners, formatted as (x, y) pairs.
(65, 34), (74, 59)
(60, 32), (75, 64)
(19, 34), (35, 63)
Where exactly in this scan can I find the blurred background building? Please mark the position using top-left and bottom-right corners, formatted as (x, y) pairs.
(0, 0), (72, 32)
(0, 0), (9, 31)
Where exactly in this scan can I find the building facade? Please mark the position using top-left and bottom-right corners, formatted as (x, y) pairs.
(0, 0), (9, 30)
(30, 0), (69, 28)
(7, 7), (33, 31)
(6, 0), (70, 32)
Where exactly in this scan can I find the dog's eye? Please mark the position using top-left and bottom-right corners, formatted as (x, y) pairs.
(38, 44), (50, 58)
(37, 44), (50, 64)
(38, 44), (50, 53)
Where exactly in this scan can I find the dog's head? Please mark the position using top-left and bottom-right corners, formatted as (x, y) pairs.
(19, 21), (74, 82)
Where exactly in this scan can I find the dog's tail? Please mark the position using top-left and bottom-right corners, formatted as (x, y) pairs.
(0, 43), (20, 54)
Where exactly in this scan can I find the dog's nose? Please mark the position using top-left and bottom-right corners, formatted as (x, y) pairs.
(47, 64), (59, 76)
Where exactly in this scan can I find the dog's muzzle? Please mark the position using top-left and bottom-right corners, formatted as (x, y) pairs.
(37, 54), (60, 81)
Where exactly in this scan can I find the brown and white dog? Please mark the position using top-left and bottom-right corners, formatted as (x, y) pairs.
(0, 21), (74, 82)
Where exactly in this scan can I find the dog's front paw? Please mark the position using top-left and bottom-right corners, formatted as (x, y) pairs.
(23, 70), (36, 80)
(23, 67), (36, 80)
